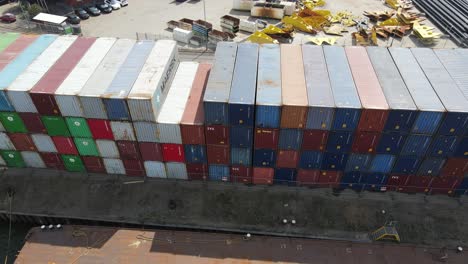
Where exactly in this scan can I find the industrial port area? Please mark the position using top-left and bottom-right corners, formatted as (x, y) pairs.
(0, 0), (467, 263)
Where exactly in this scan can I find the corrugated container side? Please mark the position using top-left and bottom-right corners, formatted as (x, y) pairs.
(0, 150), (24, 167)
(128, 40), (179, 122)
(205, 125), (229, 145)
(321, 152), (348, 171)
(278, 129), (303, 150)
(253, 149), (276, 167)
(428, 135), (459, 157)
(297, 169), (320, 186)
(302, 130), (328, 151)
(430, 176), (461, 195)
(103, 158), (125, 174)
(61, 154), (86, 172)
(299, 151), (322, 169)
(18, 113), (46, 134)
(117, 140), (140, 160)
(123, 159), (145, 177)
(302, 46), (335, 130)
(20, 151), (45, 168)
(41, 116), (70, 137)
(157, 123), (182, 144)
(0, 35), (38, 72)
(412, 111), (444, 135)
(9, 133), (36, 151)
(331, 108), (361, 131)
(400, 134), (432, 156)
(0, 33), (20, 52)
(369, 154), (395, 173)
(383, 110), (418, 133)
(254, 128), (279, 149)
(204, 42), (238, 125)
(166, 162), (188, 179)
(208, 164), (230, 181)
(437, 112), (468, 136)
(133, 122), (159, 142)
(274, 168), (297, 185)
(325, 131), (354, 153)
(255, 105), (281, 128)
(361, 173), (388, 191)
(252, 167), (274, 184)
(180, 124), (205, 145)
(455, 137), (467, 157)
(417, 157), (446, 176)
(110, 121), (136, 141)
(65, 117), (92, 138)
(454, 178), (468, 196)
(82, 156), (106, 173)
(0, 112), (27, 133)
(399, 175), (433, 193)
(206, 145), (230, 164)
(162, 143), (185, 162)
(0, 122), (4, 132)
(340, 172), (363, 190)
(230, 147), (251, 166)
(345, 154), (372, 172)
(0, 132), (16, 150)
(435, 49), (468, 101)
(87, 119), (114, 140)
(318, 171), (342, 188)
(79, 39), (136, 119)
(31, 134), (57, 152)
(351, 131), (381, 154)
(440, 158), (468, 177)
(184, 144), (207, 163)
(186, 163), (208, 180)
(230, 126), (253, 148)
(230, 165), (252, 183)
(139, 142), (162, 161)
(52, 136), (78, 155)
(392, 156), (421, 174)
(74, 138), (99, 156)
(280, 45), (308, 129)
(386, 174), (409, 191)
(376, 132), (407, 155)
(144, 161), (167, 178)
(40, 152), (64, 170)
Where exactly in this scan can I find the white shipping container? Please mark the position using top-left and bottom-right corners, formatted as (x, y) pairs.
(55, 38), (116, 117)
(96, 139), (120, 158)
(157, 62), (199, 143)
(0, 156), (5, 166)
(0, 122), (5, 132)
(127, 40), (179, 122)
(110, 121), (136, 141)
(239, 19), (256, 33)
(232, 0), (255, 10)
(103, 158), (125, 174)
(165, 162), (187, 179)
(173, 28), (193, 44)
(144, 161), (167, 178)
(21, 151), (46, 168)
(0, 132), (15, 150)
(133, 122), (159, 142)
(281, 1), (295, 15)
(31, 134), (57, 153)
(79, 39), (136, 119)
(7, 36), (78, 113)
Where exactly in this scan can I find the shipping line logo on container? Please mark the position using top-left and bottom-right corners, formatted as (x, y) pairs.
(160, 57), (177, 94)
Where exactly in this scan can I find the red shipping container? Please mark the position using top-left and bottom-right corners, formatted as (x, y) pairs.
(9, 133), (36, 151)
(186, 163), (208, 181)
(317, 171), (342, 188)
(254, 128), (279, 149)
(351, 131), (381, 153)
(30, 38), (96, 116)
(40, 152), (65, 170)
(357, 109), (389, 132)
(205, 125), (229, 145)
(181, 125), (205, 145)
(117, 141), (140, 160)
(386, 174), (410, 192)
(440, 158), (468, 177)
(18, 113), (46, 133)
(82, 156), (106, 173)
(297, 169), (320, 187)
(52, 136), (78, 155)
(87, 119), (114, 140)
(430, 176), (461, 195)
(231, 165), (252, 184)
(162, 143), (185, 162)
(206, 145), (229, 164)
(252, 167), (274, 185)
(123, 159), (145, 177)
(399, 175), (433, 193)
(276, 150), (299, 168)
(302, 130), (328, 151)
(138, 142), (163, 161)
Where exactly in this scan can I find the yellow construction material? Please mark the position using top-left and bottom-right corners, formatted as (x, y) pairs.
(282, 14), (316, 33)
(262, 25), (286, 34)
(413, 22), (441, 43)
(303, 0), (326, 9)
(371, 225), (401, 242)
(308, 37), (338, 45)
(379, 18), (404, 27)
(246, 31), (279, 44)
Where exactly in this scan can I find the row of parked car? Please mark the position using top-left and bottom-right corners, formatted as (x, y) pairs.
(67, 0), (128, 25)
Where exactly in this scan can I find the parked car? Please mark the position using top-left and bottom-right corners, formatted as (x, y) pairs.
(117, 0), (128, 7)
(85, 6), (101, 16)
(66, 14), (81, 24)
(75, 8), (90, 19)
(105, 0), (121, 10)
(0, 13), (16, 23)
(96, 3), (112, 14)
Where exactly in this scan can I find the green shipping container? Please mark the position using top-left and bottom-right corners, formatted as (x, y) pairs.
(0, 150), (25, 168)
(0, 32), (20, 52)
(66, 117), (92, 138)
(61, 154), (86, 172)
(74, 138), (99, 156)
(0, 112), (27, 133)
(42, 116), (70, 136)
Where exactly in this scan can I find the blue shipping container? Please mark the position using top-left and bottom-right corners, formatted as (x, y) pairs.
(400, 134), (432, 156)
(230, 126), (253, 148)
(204, 42), (238, 125)
(454, 177), (468, 196)
(253, 149), (276, 167)
(299, 151), (322, 169)
(209, 165), (230, 181)
(411, 112), (444, 135)
(184, 145), (206, 163)
(345, 154), (371, 172)
(0, 34), (57, 111)
(361, 173), (388, 191)
(392, 156), (421, 175)
(278, 129), (303, 150)
(321, 152), (348, 171)
(326, 131), (354, 153)
(428, 135), (459, 157)
(376, 132), (407, 155)
(369, 154), (395, 173)
(454, 137), (467, 157)
(417, 157), (446, 176)
(104, 41), (154, 120)
(274, 168), (297, 185)
(229, 43), (258, 126)
(437, 112), (468, 136)
(255, 105), (281, 128)
(332, 108), (361, 131)
(340, 172), (364, 190)
(231, 147), (251, 166)
(384, 110), (418, 133)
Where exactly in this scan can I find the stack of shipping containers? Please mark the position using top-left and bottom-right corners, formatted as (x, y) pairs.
(228, 43), (258, 183)
(253, 44), (280, 184)
(203, 42), (237, 181)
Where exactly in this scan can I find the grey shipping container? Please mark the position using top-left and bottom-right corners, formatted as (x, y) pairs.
(96, 140), (120, 158)
(204, 42), (238, 125)
(255, 44), (281, 128)
(133, 122), (159, 142)
(110, 121), (136, 141)
(166, 162), (188, 179)
(103, 158), (125, 174)
(417, 157), (446, 176)
(434, 49), (468, 101)
(144, 161), (167, 178)
(228, 43), (258, 126)
(323, 46), (362, 131)
(21, 151), (46, 168)
(0, 132), (15, 150)
(31, 134), (57, 153)
(389, 48), (446, 135)
(79, 39), (136, 119)
(411, 48), (468, 136)
(302, 46), (335, 130)
(231, 147), (252, 166)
